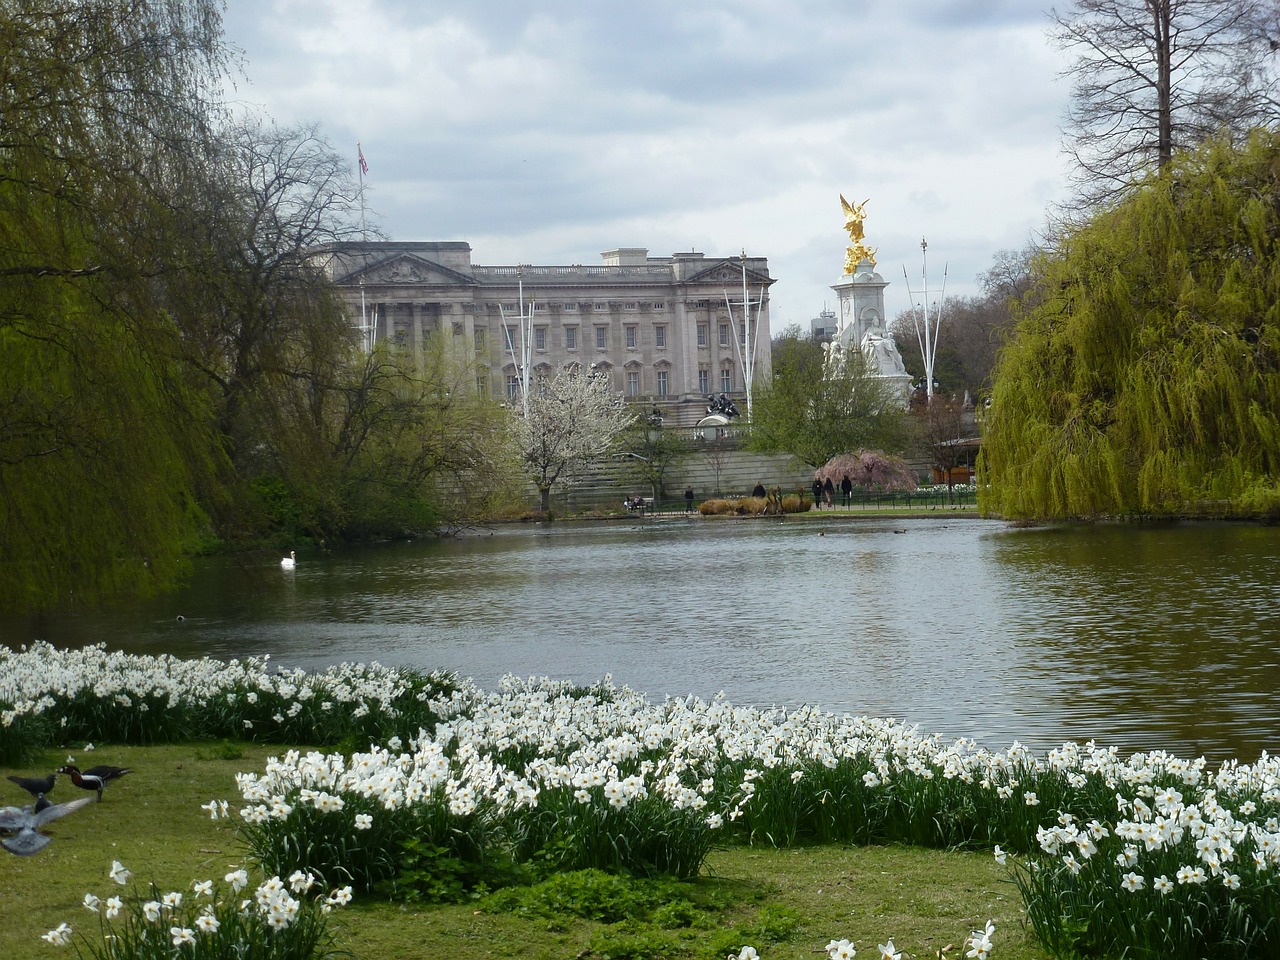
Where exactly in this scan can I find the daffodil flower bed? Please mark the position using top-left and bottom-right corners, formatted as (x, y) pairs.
(0, 641), (455, 764)
(42, 859), (352, 959)
(7, 645), (1280, 958)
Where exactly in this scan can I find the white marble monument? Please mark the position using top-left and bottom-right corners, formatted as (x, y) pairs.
(825, 198), (913, 402)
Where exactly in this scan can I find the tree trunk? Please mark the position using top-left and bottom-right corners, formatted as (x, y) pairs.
(1153, 0), (1174, 169)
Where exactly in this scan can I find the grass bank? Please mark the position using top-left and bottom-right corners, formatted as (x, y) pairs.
(2, 743), (1040, 960)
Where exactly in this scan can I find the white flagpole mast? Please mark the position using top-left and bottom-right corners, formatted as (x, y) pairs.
(501, 266), (535, 416)
(357, 142), (373, 351)
(904, 238), (947, 403)
(724, 250), (764, 422)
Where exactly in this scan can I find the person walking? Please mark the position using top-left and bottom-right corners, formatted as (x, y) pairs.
(684, 486), (695, 512)
(812, 477), (823, 510)
(840, 474), (852, 507)
(822, 476), (834, 508)
(752, 481), (766, 498)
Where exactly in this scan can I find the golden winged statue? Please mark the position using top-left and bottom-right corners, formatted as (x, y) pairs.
(839, 193), (877, 272)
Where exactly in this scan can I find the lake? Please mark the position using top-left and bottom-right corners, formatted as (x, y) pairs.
(4, 517), (1279, 762)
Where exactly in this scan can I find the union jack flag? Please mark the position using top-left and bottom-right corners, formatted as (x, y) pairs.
(358, 144), (368, 176)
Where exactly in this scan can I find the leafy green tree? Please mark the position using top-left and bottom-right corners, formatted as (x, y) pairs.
(980, 132), (1280, 520)
(616, 407), (694, 500)
(749, 328), (906, 468)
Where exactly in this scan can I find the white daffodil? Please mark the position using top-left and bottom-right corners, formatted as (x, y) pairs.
(195, 912), (221, 934)
(1121, 871), (1145, 892)
(42, 922), (72, 946)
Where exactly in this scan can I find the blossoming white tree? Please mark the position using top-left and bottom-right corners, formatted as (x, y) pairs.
(514, 367), (634, 511)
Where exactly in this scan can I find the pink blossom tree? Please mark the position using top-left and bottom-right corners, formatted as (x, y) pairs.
(817, 450), (917, 492)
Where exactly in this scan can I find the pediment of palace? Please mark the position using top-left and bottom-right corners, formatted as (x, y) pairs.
(349, 254), (476, 287)
(682, 259), (774, 287)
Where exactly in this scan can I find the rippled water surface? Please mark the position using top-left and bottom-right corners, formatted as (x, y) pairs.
(6, 518), (1280, 761)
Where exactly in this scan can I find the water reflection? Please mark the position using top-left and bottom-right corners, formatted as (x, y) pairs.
(3, 519), (1278, 762)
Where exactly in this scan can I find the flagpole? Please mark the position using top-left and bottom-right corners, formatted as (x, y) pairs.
(357, 141), (368, 241)
(357, 142), (371, 350)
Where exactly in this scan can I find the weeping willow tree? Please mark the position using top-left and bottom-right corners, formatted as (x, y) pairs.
(0, 0), (231, 612)
(980, 132), (1280, 520)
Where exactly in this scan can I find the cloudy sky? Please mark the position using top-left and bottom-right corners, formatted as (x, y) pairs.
(221, 1), (1073, 331)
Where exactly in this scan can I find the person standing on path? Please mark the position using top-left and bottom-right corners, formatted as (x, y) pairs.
(840, 474), (852, 507)
(812, 478), (823, 509)
(823, 476), (834, 508)
(685, 486), (695, 512)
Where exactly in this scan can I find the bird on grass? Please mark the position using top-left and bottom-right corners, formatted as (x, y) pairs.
(0, 796), (95, 856)
(6, 772), (56, 801)
(57, 765), (132, 801)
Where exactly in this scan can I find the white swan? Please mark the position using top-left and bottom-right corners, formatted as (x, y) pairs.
(281, 550), (296, 569)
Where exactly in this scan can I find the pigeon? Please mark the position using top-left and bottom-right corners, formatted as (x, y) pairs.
(0, 796), (95, 856)
(57, 765), (132, 801)
(6, 772), (56, 801)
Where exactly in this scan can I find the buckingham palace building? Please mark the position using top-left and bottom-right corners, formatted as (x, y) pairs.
(315, 242), (775, 427)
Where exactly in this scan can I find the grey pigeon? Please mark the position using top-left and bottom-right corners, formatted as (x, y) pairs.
(0, 796), (96, 856)
(6, 773), (56, 800)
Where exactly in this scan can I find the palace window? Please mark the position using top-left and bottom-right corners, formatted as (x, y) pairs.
(627, 371), (639, 397)
(656, 370), (668, 396)
(721, 368), (732, 392)
(697, 323), (708, 347)
(535, 327), (546, 351)
(595, 326), (607, 349)
(625, 325), (638, 348)
(504, 326), (515, 350)
(565, 326), (578, 350)
(506, 375), (520, 399)
(475, 328), (486, 350)
(655, 325), (666, 348)
(698, 368), (709, 394)
(719, 323), (729, 347)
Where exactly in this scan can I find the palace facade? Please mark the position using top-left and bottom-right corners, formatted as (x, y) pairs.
(315, 242), (774, 427)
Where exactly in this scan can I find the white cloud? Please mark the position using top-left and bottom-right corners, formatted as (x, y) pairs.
(221, 0), (1074, 329)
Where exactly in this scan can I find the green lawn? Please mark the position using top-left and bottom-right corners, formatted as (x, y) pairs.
(3, 743), (1045, 960)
